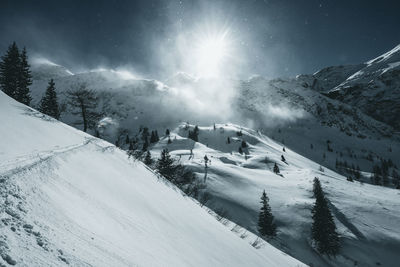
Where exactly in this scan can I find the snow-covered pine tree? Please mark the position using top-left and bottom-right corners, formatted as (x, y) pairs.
(157, 149), (175, 180)
(311, 178), (340, 255)
(0, 42), (21, 99)
(16, 47), (32, 105)
(257, 190), (276, 237)
(39, 79), (60, 119)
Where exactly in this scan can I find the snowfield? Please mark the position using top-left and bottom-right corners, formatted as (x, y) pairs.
(0, 92), (305, 266)
(149, 124), (400, 267)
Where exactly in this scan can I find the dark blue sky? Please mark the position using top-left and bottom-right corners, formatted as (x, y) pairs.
(1, 0), (399, 78)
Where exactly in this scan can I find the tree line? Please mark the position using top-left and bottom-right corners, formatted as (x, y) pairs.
(0, 42), (100, 132)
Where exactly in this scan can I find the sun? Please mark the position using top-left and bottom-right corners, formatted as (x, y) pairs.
(194, 30), (230, 78)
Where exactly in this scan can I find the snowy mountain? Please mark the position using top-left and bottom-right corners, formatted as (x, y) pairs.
(150, 123), (400, 267)
(323, 45), (400, 130)
(0, 91), (306, 266)
(31, 58), (74, 80)
(23, 45), (400, 266)
(28, 51), (400, 189)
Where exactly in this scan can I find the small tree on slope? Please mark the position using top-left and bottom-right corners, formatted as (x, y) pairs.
(257, 190), (277, 237)
(311, 178), (340, 256)
(144, 151), (153, 166)
(273, 163), (280, 174)
(157, 149), (175, 180)
(39, 79), (60, 119)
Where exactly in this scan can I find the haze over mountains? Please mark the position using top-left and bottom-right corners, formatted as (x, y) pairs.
(1, 42), (399, 267)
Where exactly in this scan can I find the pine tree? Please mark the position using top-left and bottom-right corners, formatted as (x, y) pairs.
(67, 85), (100, 132)
(372, 165), (382, 185)
(313, 177), (323, 199)
(155, 130), (159, 141)
(188, 125), (199, 142)
(311, 178), (340, 255)
(165, 129), (170, 136)
(142, 136), (149, 151)
(0, 42), (20, 99)
(392, 169), (399, 188)
(157, 149), (175, 180)
(257, 190), (276, 237)
(128, 142), (134, 151)
(273, 163), (280, 174)
(125, 135), (130, 144)
(281, 155), (286, 162)
(241, 140), (247, 148)
(16, 47), (32, 105)
(227, 137), (231, 144)
(144, 151), (153, 166)
(141, 127), (149, 141)
(39, 79), (60, 119)
(238, 147), (243, 154)
(150, 131), (156, 143)
(168, 137), (172, 144)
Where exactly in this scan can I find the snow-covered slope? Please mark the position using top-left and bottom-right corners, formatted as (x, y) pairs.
(31, 58), (74, 80)
(0, 92), (305, 266)
(150, 124), (400, 267)
(235, 75), (400, 175)
(325, 44), (400, 129)
(28, 57), (400, 184)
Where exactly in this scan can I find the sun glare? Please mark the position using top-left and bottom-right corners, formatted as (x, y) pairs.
(194, 30), (230, 78)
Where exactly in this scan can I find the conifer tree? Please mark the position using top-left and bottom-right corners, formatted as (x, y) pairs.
(227, 137), (231, 144)
(67, 85), (100, 132)
(281, 155), (286, 162)
(157, 149), (175, 180)
(155, 130), (159, 141)
(16, 47), (32, 105)
(150, 131), (156, 143)
(238, 147), (243, 154)
(241, 140), (247, 148)
(273, 163), (280, 174)
(125, 135), (130, 144)
(392, 169), (399, 188)
(372, 165), (382, 185)
(257, 190), (276, 237)
(128, 142), (134, 151)
(39, 79), (60, 119)
(0, 42), (21, 99)
(311, 178), (340, 255)
(168, 137), (172, 144)
(165, 129), (170, 136)
(144, 150), (153, 166)
(188, 125), (199, 142)
(142, 136), (149, 151)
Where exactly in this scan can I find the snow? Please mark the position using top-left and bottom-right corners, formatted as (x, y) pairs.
(0, 92), (305, 266)
(149, 123), (400, 267)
